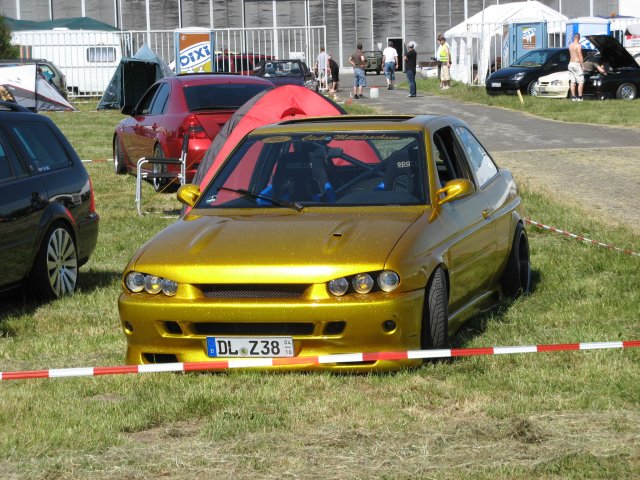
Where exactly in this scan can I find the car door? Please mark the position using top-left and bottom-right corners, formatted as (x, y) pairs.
(133, 82), (171, 160)
(0, 128), (46, 286)
(432, 126), (497, 311)
(120, 83), (161, 162)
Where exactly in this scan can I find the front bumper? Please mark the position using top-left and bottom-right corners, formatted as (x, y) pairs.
(119, 288), (426, 371)
(486, 79), (524, 95)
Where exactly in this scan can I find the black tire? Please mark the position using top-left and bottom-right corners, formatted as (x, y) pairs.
(528, 80), (538, 96)
(500, 223), (531, 298)
(420, 267), (449, 350)
(113, 136), (126, 174)
(615, 83), (637, 100)
(29, 222), (78, 299)
(151, 144), (167, 192)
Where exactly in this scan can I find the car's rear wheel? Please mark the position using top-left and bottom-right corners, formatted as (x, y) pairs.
(113, 135), (126, 174)
(500, 222), (531, 298)
(615, 83), (637, 100)
(420, 267), (449, 350)
(29, 222), (78, 299)
(150, 144), (179, 193)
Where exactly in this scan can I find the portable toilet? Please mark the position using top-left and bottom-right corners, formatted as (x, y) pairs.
(565, 17), (611, 49)
(174, 28), (216, 73)
(502, 22), (548, 66)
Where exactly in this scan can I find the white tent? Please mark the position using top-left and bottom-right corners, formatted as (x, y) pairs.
(445, 1), (568, 85)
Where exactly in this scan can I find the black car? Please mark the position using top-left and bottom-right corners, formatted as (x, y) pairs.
(0, 102), (99, 299)
(586, 34), (640, 100)
(252, 59), (318, 91)
(486, 47), (593, 96)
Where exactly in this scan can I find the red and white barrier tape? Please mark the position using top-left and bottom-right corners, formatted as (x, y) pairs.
(1, 340), (638, 381)
(525, 218), (639, 257)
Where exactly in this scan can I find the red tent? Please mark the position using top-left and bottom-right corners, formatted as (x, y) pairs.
(192, 85), (345, 190)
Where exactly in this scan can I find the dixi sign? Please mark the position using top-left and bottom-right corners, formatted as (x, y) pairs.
(180, 42), (212, 71)
(174, 30), (216, 73)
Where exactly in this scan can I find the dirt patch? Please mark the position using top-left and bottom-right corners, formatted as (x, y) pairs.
(493, 147), (640, 233)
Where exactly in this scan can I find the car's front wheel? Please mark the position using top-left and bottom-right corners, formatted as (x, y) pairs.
(113, 135), (126, 174)
(420, 267), (449, 350)
(29, 222), (78, 299)
(615, 83), (637, 100)
(528, 80), (538, 96)
(500, 222), (531, 298)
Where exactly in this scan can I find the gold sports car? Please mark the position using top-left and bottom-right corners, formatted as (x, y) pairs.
(119, 115), (531, 371)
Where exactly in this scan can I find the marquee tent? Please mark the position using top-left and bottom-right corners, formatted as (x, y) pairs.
(0, 64), (75, 111)
(445, 1), (568, 85)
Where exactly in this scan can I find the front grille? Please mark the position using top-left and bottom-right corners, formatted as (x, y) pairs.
(199, 284), (307, 299)
(191, 322), (315, 336)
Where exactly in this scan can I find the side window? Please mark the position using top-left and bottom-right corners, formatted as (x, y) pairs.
(0, 140), (13, 181)
(137, 84), (160, 115)
(454, 126), (498, 187)
(11, 122), (72, 174)
(432, 127), (474, 187)
(149, 83), (170, 115)
(555, 50), (569, 65)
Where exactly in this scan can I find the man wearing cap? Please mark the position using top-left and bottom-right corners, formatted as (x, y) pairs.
(404, 41), (417, 97)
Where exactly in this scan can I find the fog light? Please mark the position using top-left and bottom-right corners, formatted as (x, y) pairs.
(352, 273), (374, 294)
(123, 321), (133, 332)
(382, 320), (396, 332)
(144, 275), (162, 294)
(125, 272), (145, 292)
(328, 277), (349, 296)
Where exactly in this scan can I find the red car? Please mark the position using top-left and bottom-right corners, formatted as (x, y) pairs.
(113, 74), (273, 191)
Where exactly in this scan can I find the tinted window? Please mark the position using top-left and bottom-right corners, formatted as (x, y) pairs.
(454, 126), (498, 187)
(511, 49), (556, 67)
(0, 132), (24, 181)
(183, 83), (270, 110)
(149, 83), (170, 115)
(137, 84), (160, 115)
(432, 127), (474, 187)
(0, 142), (12, 181)
(11, 122), (72, 173)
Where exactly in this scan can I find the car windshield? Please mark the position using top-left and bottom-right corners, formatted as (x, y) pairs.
(262, 61), (303, 77)
(196, 131), (427, 209)
(184, 83), (270, 111)
(511, 50), (555, 67)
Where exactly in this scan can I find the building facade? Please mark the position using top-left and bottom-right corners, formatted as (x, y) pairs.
(1, 0), (636, 66)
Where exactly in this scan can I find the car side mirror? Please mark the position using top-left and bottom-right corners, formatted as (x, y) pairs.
(177, 183), (202, 207)
(436, 179), (475, 206)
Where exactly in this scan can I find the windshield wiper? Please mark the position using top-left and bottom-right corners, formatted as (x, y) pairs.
(217, 186), (304, 212)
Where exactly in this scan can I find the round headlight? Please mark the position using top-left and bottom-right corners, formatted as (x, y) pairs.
(378, 270), (400, 292)
(144, 275), (162, 294)
(328, 277), (349, 296)
(161, 278), (178, 296)
(352, 273), (374, 294)
(125, 271), (145, 293)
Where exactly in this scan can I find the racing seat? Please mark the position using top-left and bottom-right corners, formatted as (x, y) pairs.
(270, 150), (335, 203)
(382, 149), (419, 194)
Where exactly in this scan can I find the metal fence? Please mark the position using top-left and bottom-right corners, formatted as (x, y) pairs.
(13, 26), (326, 98)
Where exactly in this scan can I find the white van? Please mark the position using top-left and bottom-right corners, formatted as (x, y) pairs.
(12, 28), (122, 96)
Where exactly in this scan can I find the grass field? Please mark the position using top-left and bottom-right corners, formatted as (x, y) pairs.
(0, 101), (638, 479)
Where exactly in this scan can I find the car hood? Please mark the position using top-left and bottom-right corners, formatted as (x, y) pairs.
(131, 209), (424, 284)
(487, 67), (531, 81)
(587, 34), (639, 69)
(537, 70), (569, 82)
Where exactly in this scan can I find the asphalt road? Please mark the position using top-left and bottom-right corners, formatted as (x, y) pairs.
(337, 71), (640, 152)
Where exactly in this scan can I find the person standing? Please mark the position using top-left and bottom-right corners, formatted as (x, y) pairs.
(327, 54), (340, 93)
(437, 35), (451, 89)
(404, 41), (417, 97)
(349, 43), (366, 99)
(382, 41), (399, 90)
(315, 46), (329, 91)
(568, 33), (585, 101)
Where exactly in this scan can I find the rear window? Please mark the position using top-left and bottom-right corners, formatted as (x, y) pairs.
(11, 122), (72, 173)
(183, 83), (270, 111)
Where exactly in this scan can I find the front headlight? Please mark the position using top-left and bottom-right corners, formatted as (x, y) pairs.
(327, 270), (400, 296)
(511, 72), (526, 81)
(125, 271), (179, 296)
(549, 79), (563, 86)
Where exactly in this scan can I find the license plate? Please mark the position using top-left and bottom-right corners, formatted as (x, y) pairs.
(206, 336), (294, 358)
(491, 82), (501, 87)
(539, 86), (547, 92)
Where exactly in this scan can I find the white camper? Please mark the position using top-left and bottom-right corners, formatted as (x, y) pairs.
(12, 28), (122, 96)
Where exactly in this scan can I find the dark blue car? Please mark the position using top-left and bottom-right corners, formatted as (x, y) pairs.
(252, 59), (319, 92)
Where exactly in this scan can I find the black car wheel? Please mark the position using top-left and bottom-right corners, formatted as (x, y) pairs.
(500, 222), (531, 298)
(114, 136), (126, 174)
(30, 222), (78, 299)
(420, 267), (449, 350)
(528, 80), (538, 96)
(151, 144), (179, 193)
(615, 83), (637, 100)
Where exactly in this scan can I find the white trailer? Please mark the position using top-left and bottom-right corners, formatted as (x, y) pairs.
(12, 28), (122, 96)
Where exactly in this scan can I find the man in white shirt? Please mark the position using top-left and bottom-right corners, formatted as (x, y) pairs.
(382, 41), (399, 90)
(316, 47), (329, 91)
